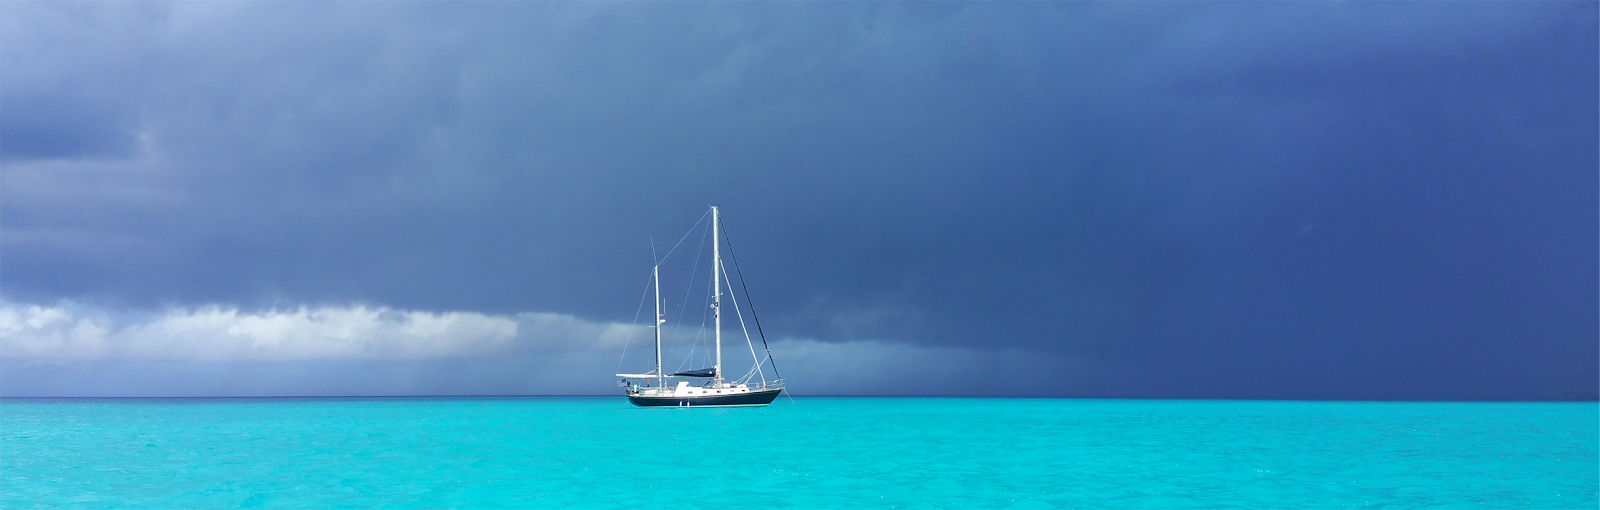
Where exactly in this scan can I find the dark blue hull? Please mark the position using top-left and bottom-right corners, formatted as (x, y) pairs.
(627, 388), (783, 407)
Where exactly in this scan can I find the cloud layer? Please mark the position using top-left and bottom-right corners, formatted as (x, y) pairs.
(0, 303), (518, 360)
(2, 2), (1594, 399)
(0, 301), (1079, 397)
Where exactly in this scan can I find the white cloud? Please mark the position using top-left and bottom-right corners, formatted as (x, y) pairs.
(0, 301), (1081, 396)
(0, 303), (519, 360)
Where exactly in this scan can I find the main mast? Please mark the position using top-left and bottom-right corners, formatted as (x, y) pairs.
(712, 205), (722, 386)
(654, 265), (663, 390)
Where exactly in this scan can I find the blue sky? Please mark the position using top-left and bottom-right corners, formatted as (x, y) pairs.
(1, 2), (1594, 398)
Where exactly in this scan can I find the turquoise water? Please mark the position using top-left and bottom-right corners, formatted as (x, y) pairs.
(1, 398), (1594, 509)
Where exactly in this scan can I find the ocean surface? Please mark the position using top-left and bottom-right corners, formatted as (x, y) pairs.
(1, 397), (1594, 509)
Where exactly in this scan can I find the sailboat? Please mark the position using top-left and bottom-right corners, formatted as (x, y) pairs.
(616, 206), (785, 407)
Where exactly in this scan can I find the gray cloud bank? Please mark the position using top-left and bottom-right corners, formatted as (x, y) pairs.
(0, 301), (1075, 397)
(2, 303), (519, 360)
(1, 2), (1594, 398)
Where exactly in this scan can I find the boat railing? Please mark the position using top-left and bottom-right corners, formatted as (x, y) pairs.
(628, 380), (785, 393)
(738, 380), (785, 391)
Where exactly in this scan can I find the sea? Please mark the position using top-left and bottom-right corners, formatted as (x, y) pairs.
(1, 397), (1594, 509)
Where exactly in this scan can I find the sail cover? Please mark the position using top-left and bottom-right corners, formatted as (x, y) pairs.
(671, 368), (717, 377)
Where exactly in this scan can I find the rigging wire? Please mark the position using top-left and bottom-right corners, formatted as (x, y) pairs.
(719, 220), (781, 381)
(655, 209), (710, 266)
(672, 220), (712, 373)
(719, 258), (765, 385)
(617, 271), (653, 371)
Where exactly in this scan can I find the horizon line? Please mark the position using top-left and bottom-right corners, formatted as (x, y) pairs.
(1, 394), (1595, 403)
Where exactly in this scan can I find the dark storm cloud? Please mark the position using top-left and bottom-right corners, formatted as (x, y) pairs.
(1, 2), (1594, 398)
